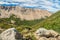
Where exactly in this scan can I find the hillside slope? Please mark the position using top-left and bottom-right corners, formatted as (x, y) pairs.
(0, 6), (52, 20)
(32, 11), (60, 33)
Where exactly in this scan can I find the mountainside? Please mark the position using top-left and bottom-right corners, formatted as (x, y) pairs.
(0, 6), (52, 20)
(0, 7), (60, 40)
(0, 11), (60, 40)
(32, 11), (60, 33)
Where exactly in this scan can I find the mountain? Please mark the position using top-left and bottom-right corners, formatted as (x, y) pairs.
(32, 11), (60, 33)
(0, 6), (60, 40)
(0, 11), (60, 40)
(0, 6), (52, 20)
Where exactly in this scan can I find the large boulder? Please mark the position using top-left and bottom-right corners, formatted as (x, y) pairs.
(34, 28), (60, 40)
(0, 28), (23, 40)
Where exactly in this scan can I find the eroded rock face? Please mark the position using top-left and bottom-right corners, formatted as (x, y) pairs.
(0, 28), (23, 40)
(0, 6), (52, 20)
(34, 28), (60, 40)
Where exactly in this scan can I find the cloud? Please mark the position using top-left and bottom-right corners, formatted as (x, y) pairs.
(0, 1), (9, 4)
(0, 0), (60, 12)
(0, 1), (19, 5)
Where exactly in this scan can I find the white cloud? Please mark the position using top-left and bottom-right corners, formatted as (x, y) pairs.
(0, 0), (60, 12)
(0, 1), (19, 5)
(0, 1), (9, 4)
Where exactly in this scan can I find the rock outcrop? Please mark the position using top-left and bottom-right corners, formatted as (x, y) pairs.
(0, 6), (52, 20)
(34, 28), (60, 40)
(0, 28), (23, 40)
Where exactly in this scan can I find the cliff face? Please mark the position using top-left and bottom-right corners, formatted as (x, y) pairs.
(0, 6), (52, 20)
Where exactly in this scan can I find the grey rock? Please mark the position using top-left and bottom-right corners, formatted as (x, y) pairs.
(34, 28), (60, 40)
(0, 28), (23, 40)
(35, 28), (51, 38)
(0, 35), (2, 40)
(58, 36), (60, 40)
(39, 37), (48, 40)
(48, 38), (57, 40)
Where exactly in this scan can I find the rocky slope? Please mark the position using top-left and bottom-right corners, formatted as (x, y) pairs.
(0, 6), (52, 20)
(0, 28), (60, 40)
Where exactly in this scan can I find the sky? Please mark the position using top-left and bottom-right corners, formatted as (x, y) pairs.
(0, 0), (60, 13)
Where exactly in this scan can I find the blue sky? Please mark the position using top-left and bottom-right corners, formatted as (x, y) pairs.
(0, 0), (60, 13)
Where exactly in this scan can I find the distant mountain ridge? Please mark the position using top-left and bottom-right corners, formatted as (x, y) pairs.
(0, 6), (52, 20)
